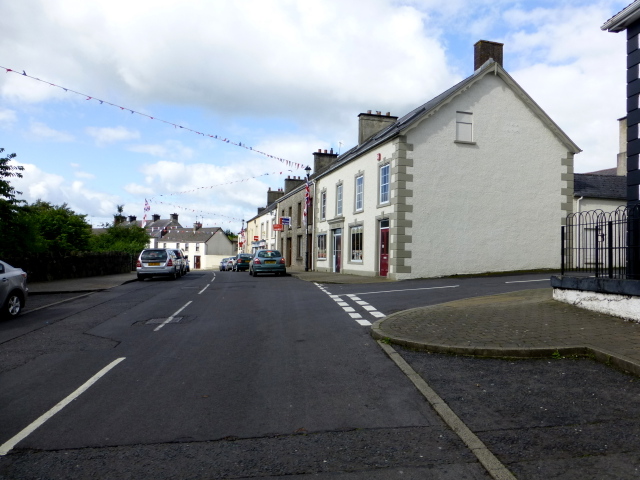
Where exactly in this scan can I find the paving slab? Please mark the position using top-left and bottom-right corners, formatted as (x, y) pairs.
(372, 288), (640, 377)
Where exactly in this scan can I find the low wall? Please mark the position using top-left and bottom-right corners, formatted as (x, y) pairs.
(4, 252), (133, 282)
(551, 275), (640, 322)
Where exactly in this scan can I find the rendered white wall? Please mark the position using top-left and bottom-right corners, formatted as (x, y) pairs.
(405, 74), (571, 278)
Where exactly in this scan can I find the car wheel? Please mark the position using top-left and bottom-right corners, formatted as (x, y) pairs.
(252, 269), (257, 277)
(3, 292), (23, 318)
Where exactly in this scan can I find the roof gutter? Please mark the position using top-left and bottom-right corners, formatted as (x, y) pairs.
(602, 2), (640, 32)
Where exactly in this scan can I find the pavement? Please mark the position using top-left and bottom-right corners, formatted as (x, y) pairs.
(25, 269), (640, 377)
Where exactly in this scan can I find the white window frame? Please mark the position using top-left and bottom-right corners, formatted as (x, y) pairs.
(336, 183), (343, 216)
(350, 225), (363, 262)
(321, 190), (327, 220)
(456, 111), (473, 143)
(355, 175), (364, 212)
(317, 234), (327, 259)
(379, 163), (390, 204)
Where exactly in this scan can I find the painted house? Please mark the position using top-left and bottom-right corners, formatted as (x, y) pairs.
(312, 40), (580, 280)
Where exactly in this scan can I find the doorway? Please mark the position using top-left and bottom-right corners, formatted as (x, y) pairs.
(379, 220), (389, 277)
(332, 228), (342, 273)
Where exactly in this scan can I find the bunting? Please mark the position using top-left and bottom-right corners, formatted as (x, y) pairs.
(1, 65), (306, 170)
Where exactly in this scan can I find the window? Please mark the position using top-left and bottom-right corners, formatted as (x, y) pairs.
(176, 243), (180, 249)
(351, 226), (363, 261)
(185, 243), (189, 251)
(163, 243), (167, 248)
(355, 175), (364, 212)
(297, 235), (303, 258)
(321, 191), (327, 220)
(379, 164), (390, 204)
(195, 243), (200, 252)
(297, 202), (302, 227)
(336, 184), (343, 216)
(317, 234), (327, 259)
(456, 111), (473, 142)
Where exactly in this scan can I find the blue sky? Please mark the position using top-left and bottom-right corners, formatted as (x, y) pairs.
(0, 0), (631, 230)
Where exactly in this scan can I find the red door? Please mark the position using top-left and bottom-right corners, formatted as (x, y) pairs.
(194, 256), (201, 269)
(379, 221), (389, 277)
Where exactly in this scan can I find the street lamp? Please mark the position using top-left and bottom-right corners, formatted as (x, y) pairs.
(304, 165), (312, 272)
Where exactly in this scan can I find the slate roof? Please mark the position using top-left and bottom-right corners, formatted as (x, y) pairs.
(316, 59), (580, 179)
(156, 227), (224, 243)
(602, 1), (640, 32)
(574, 173), (627, 199)
(587, 167), (618, 176)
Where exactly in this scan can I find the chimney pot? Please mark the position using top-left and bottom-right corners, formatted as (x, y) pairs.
(324, 149), (327, 153)
(367, 110), (371, 114)
(386, 112), (390, 116)
(318, 148), (321, 152)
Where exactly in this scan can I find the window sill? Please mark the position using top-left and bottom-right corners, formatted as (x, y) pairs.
(454, 140), (476, 145)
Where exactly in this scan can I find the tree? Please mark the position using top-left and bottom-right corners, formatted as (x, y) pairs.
(26, 201), (93, 254)
(89, 207), (149, 256)
(0, 148), (24, 204)
(0, 149), (33, 258)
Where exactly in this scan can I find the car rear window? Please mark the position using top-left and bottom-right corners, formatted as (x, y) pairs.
(258, 250), (281, 258)
(141, 250), (168, 261)
(239, 254), (252, 259)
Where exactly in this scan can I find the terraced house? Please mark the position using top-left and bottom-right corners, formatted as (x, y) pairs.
(311, 40), (580, 280)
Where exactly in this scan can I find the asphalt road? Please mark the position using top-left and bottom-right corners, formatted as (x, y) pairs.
(0, 271), (638, 479)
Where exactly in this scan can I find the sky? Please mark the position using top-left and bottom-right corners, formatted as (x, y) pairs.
(0, 0), (632, 231)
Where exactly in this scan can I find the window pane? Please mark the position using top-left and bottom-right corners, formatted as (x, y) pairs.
(380, 164), (390, 204)
(456, 122), (472, 142)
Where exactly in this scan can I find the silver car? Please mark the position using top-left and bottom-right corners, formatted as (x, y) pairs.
(0, 260), (28, 318)
(136, 249), (182, 281)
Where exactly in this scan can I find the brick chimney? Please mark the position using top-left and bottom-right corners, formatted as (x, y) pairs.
(128, 215), (136, 223)
(152, 214), (160, 222)
(474, 40), (503, 70)
(284, 176), (305, 194)
(170, 213), (179, 222)
(267, 187), (285, 205)
(313, 148), (339, 174)
(358, 110), (397, 145)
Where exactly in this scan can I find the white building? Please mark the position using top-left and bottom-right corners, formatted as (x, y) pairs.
(312, 40), (580, 280)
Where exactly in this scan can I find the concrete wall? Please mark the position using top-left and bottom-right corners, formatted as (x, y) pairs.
(575, 197), (625, 214)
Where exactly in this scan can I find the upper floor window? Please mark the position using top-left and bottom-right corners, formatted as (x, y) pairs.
(176, 243), (180, 249)
(379, 164), (390, 204)
(355, 175), (364, 212)
(456, 111), (473, 142)
(351, 225), (363, 261)
(185, 243), (189, 251)
(336, 184), (343, 216)
(321, 191), (327, 220)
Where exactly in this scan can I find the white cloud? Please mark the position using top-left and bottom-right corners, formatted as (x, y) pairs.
(0, 108), (17, 124)
(12, 162), (120, 220)
(28, 121), (75, 142)
(128, 140), (195, 159)
(86, 125), (140, 146)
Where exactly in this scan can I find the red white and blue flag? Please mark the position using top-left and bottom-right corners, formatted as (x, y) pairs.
(142, 199), (150, 227)
(303, 180), (310, 226)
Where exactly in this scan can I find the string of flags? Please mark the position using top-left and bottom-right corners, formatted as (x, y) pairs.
(1, 65), (306, 170)
(149, 169), (293, 200)
(153, 199), (243, 223)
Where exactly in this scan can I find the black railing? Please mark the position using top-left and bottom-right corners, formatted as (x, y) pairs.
(561, 205), (640, 279)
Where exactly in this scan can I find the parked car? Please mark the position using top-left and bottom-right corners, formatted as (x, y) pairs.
(248, 249), (286, 277)
(136, 249), (182, 281)
(219, 257), (231, 271)
(172, 249), (188, 276)
(233, 253), (253, 272)
(226, 257), (235, 271)
(0, 260), (28, 318)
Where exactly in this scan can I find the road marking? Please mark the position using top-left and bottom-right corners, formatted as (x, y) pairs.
(504, 279), (549, 284)
(154, 301), (193, 331)
(343, 285), (459, 296)
(198, 284), (210, 294)
(315, 284), (384, 324)
(0, 357), (126, 456)
(377, 342), (516, 480)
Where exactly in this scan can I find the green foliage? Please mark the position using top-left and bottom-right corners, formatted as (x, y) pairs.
(0, 148), (24, 204)
(28, 200), (92, 254)
(89, 224), (149, 256)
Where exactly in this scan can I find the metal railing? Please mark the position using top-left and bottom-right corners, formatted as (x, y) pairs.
(561, 205), (640, 279)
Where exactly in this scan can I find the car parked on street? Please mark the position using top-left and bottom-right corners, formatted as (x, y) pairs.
(0, 260), (28, 318)
(248, 249), (286, 277)
(226, 257), (235, 271)
(136, 249), (182, 281)
(172, 249), (188, 276)
(233, 253), (253, 272)
(219, 257), (232, 271)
